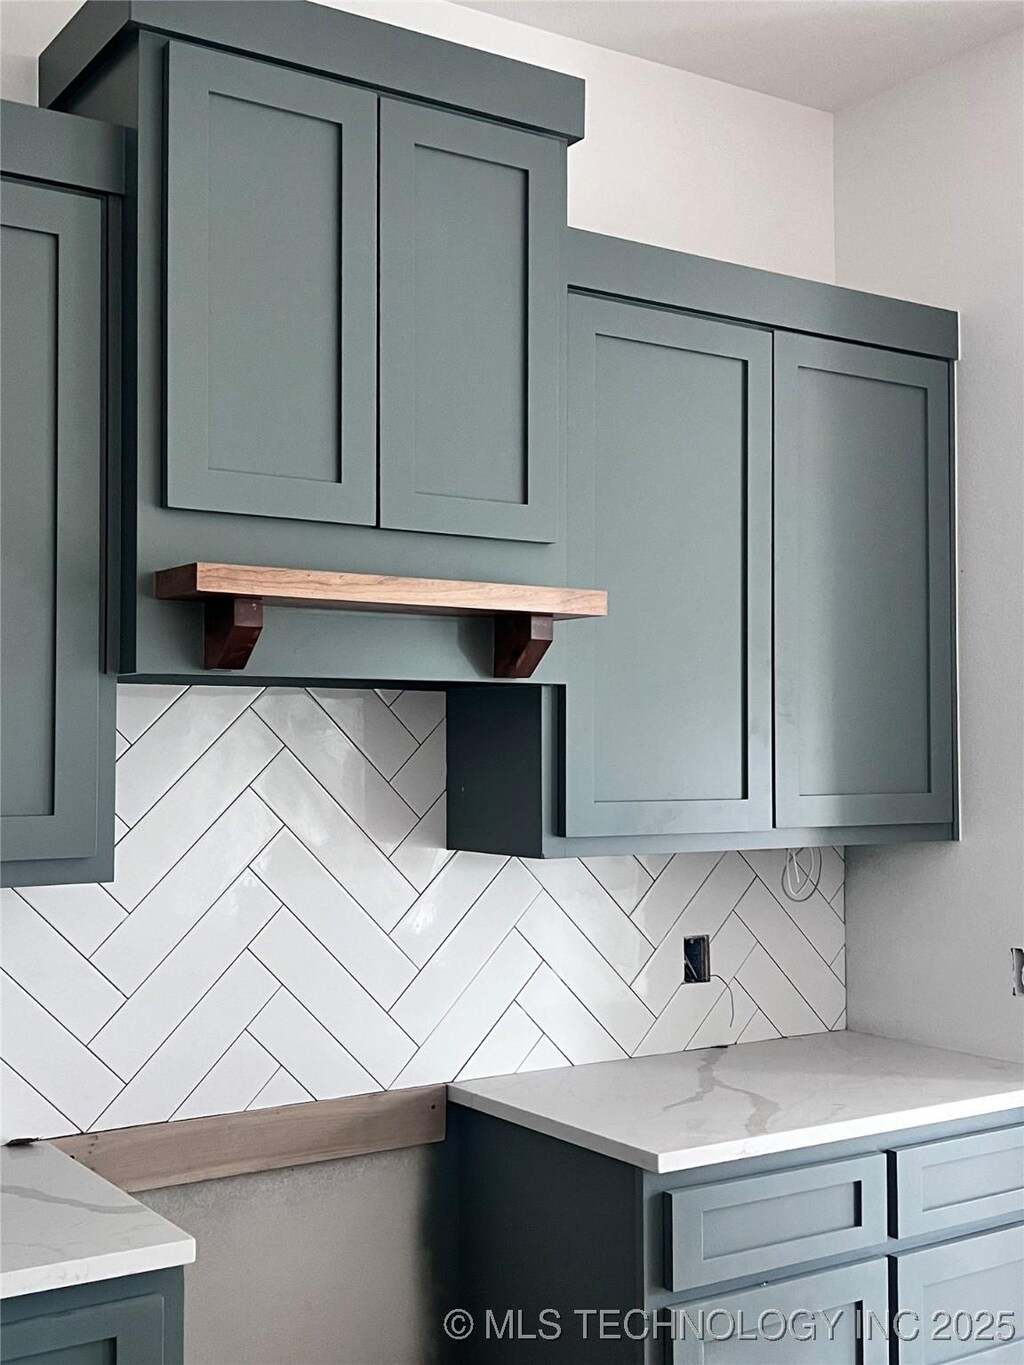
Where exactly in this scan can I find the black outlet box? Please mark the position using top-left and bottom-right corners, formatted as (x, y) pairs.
(684, 934), (711, 984)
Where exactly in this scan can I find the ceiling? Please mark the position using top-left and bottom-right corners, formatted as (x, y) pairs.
(451, 0), (1024, 110)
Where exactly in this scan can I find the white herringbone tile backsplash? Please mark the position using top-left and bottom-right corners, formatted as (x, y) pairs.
(0, 686), (846, 1138)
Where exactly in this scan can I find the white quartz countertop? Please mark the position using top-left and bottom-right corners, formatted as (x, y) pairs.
(1, 1142), (195, 1299)
(448, 1031), (1024, 1173)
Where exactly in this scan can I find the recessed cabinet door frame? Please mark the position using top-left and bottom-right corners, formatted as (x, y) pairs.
(671, 1259), (889, 1364)
(774, 334), (953, 828)
(378, 98), (563, 542)
(563, 295), (773, 836)
(164, 43), (377, 525)
(0, 180), (104, 865)
(0, 1295), (167, 1364)
(892, 1224), (1024, 1365)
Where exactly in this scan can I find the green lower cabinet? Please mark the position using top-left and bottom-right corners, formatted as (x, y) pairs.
(0, 1270), (183, 1365)
(669, 1261), (889, 1365)
(891, 1225), (1024, 1365)
(452, 1109), (1023, 1364)
(0, 107), (120, 888)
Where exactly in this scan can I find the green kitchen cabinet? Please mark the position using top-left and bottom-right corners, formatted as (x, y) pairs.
(0, 102), (122, 888)
(452, 1108), (1023, 1363)
(773, 334), (953, 830)
(891, 1225), (1024, 1365)
(447, 230), (958, 855)
(379, 98), (563, 543)
(163, 42), (378, 526)
(0, 1269), (183, 1365)
(42, 3), (581, 682)
(561, 294), (773, 838)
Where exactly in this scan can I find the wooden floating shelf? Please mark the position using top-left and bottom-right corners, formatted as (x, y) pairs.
(154, 562), (608, 676)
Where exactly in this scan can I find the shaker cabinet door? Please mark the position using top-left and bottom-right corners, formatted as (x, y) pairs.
(773, 335), (953, 828)
(164, 43), (377, 525)
(562, 294), (773, 837)
(892, 1225), (1024, 1365)
(671, 1260), (890, 1364)
(0, 178), (114, 886)
(378, 99), (563, 542)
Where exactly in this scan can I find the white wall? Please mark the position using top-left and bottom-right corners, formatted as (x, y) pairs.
(0, 0), (836, 280)
(328, 0), (836, 278)
(835, 29), (1024, 1064)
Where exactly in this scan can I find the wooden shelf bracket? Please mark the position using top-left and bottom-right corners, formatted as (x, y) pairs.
(154, 563), (607, 678)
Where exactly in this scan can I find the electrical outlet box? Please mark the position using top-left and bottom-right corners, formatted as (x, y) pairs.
(1011, 947), (1024, 996)
(684, 935), (711, 984)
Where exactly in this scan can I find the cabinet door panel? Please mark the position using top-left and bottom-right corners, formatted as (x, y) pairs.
(563, 295), (772, 836)
(893, 1225), (1024, 1364)
(774, 335), (953, 827)
(671, 1260), (889, 1364)
(0, 1296), (166, 1365)
(379, 99), (562, 542)
(164, 43), (377, 524)
(0, 180), (109, 876)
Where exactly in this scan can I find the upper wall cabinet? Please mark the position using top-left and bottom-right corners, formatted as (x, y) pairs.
(563, 294), (772, 837)
(773, 335), (953, 829)
(0, 102), (123, 888)
(379, 100), (562, 542)
(447, 231), (959, 856)
(164, 44), (377, 525)
(42, 2), (583, 681)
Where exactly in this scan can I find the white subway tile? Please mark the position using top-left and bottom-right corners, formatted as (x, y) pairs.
(94, 955), (277, 1130)
(173, 1033), (278, 1121)
(92, 872), (279, 1079)
(254, 751), (415, 931)
(249, 989), (378, 1101)
(0, 892), (123, 1042)
(115, 686), (261, 824)
(254, 690), (417, 853)
(517, 965), (625, 1065)
(457, 1004), (541, 1081)
(309, 688), (417, 779)
(0, 974), (121, 1130)
(523, 860), (654, 980)
(253, 830), (415, 1008)
(94, 790), (281, 993)
(250, 909), (415, 1086)
(517, 895), (654, 1052)
(107, 710), (282, 910)
(393, 932), (539, 1088)
(391, 851), (506, 965)
(391, 861), (538, 1042)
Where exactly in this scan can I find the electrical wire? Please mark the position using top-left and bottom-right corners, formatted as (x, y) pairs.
(782, 847), (822, 902)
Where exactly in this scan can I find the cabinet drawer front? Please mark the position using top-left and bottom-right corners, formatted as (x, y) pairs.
(0, 179), (109, 874)
(891, 1126), (1024, 1238)
(379, 99), (563, 543)
(165, 43), (377, 525)
(893, 1224), (1024, 1365)
(0, 1294), (166, 1364)
(670, 1259), (889, 1364)
(773, 334), (953, 828)
(665, 1155), (887, 1292)
(564, 294), (773, 837)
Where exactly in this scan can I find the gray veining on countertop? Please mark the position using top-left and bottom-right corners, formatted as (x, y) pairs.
(1, 1142), (195, 1299)
(448, 1030), (1024, 1172)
